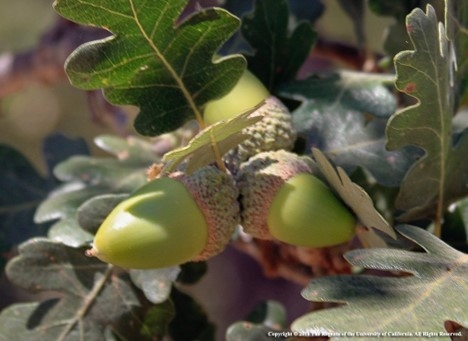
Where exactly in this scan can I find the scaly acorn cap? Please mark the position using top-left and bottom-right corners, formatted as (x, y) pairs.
(236, 150), (313, 240)
(224, 96), (297, 172)
(170, 166), (239, 261)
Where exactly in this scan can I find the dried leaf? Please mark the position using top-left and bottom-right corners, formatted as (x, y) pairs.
(162, 109), (263, 174)
(312, 148), (395, 239)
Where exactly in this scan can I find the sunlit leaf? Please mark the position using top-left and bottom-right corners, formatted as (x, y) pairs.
(48, 217), (93, 248)
(387, 6), (468, 222)
(54, 0), (246, 136)
(292, 225), (468, 338)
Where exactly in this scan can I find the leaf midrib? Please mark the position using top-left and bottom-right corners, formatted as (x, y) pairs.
(128, 0), (205, 127)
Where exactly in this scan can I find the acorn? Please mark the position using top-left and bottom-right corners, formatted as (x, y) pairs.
(86, 166), (239, 269)
(237, 150), (357, 248)
(204, 69), (270, 124)
(203, 70), (297, 171)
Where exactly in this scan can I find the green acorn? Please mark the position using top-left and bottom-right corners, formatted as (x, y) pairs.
(237, 150), (357, 248)
(203, 70), (296, 170)
(204, 69), (270, 124)
(86, 166), (239, 269)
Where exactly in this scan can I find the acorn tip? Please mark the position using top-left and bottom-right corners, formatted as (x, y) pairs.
(85, 246), (97, 258)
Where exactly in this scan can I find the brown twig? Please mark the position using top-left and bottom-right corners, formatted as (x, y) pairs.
(233, 236), (353, 286)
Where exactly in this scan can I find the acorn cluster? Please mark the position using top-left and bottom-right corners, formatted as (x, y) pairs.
(87, 71), (357, 269)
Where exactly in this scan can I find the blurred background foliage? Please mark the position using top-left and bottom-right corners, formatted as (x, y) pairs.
(0, 0), (137, 175)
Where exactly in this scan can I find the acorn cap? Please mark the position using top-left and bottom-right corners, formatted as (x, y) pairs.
(171, 166), (239, 261)
(236, 150), (313, 239)
(224, 96), (297, 172)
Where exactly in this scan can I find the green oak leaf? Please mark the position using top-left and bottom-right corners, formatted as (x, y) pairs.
(386, 6), (468, 224)
(94, 134), (163, 164)
(47, 217), (94, 248)
(241, 0), (316, 91)
(54, 0), (246, 136)
(280, 71), (419, 187)
(35, 135), (158, 226)
(0, 238), (149, 340)
(162, 108), (263, 174)
(0, 145), (52, 270)
(0, 239), (212, 340)
(292, 225), (468, 339)
(76, 193), (129, 235)
(0, 135), (88, 269)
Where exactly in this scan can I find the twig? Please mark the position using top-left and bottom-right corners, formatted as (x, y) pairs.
(232, 236), (353, 286)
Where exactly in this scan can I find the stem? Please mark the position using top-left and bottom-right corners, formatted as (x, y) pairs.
(57, 264), (114, 341)
(434, 200), (443, 238)
(130, 1), (205, 128)
(209, 130), (227, 172)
